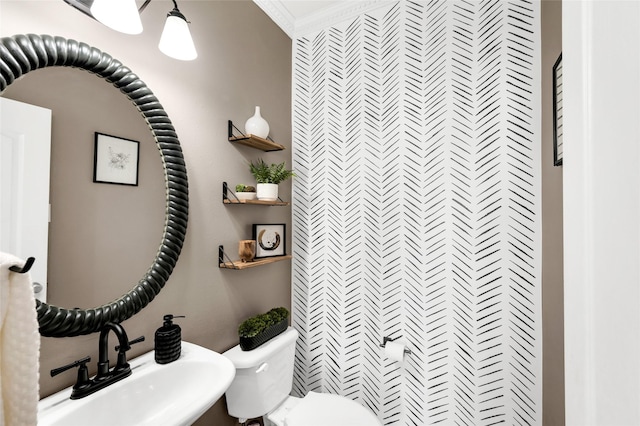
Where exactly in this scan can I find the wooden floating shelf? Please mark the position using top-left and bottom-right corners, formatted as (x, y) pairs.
(219, 255), (293, 270)
(228, 120), (286, 151)
(223, 199), (289, 206)
(222, 182), (289, 206)
(228, 134), (285, 152)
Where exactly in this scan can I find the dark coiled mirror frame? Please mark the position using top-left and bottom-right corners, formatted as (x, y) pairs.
(0, 34), (188, 337)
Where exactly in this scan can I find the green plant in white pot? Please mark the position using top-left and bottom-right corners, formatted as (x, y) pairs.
(249, 159), (295, 201)
(235, 184), (257, 201)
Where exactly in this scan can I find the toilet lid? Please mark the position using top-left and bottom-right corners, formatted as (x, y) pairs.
(284, 392), (382, 426)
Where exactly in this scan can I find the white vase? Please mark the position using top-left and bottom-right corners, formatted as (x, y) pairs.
(256, 183), (278, 201)
(244, 106), (270, 139)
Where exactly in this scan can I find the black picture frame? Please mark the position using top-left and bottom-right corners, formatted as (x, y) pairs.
(252, 223), (286, 258)
(93, 132), (140, 186)
(552, 53), (563, 166)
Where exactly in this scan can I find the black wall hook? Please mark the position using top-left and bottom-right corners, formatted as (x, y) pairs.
(9, 256), (35, 274)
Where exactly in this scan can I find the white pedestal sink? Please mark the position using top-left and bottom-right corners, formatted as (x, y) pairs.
(38, 342), (235, 426)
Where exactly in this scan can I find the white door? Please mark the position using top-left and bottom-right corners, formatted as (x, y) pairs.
(563, 1), (640, 424)
(0, 97), (52, 302)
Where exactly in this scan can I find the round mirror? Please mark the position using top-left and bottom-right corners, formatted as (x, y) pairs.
(0, 34), (189, 337)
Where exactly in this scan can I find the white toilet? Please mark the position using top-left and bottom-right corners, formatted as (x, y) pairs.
(223, 327), (382, 426)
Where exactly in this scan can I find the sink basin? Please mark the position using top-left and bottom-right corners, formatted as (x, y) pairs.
(38, 342), (235, 426)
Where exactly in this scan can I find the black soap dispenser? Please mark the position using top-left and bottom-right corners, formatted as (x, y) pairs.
(155, 314), (185, 364)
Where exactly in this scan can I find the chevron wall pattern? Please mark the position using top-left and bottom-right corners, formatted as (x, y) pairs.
(291, 1), (541, 425)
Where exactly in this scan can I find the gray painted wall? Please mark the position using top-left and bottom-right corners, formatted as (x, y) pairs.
(1, 2), (291, 424)
(541, 1), (565, 424)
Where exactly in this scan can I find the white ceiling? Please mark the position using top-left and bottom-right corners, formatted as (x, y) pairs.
(252, 0), (384, 39)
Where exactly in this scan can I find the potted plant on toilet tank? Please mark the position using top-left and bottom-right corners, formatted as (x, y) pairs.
(238, 307), (289, 351)
(249, 159), (295, 201)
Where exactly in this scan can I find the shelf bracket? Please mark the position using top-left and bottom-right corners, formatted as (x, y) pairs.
(222, 181), (241, 203)
(218, 245), (239, 270)
(228, 120), (245, 139)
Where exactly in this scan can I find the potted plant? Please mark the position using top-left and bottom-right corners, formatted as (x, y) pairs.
(234, 184), (257, 201)
(249, 159), (295, 201)
(238, 307), (289, 351)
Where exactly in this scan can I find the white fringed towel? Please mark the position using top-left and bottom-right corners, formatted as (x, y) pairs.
(0, 252), (40, 426)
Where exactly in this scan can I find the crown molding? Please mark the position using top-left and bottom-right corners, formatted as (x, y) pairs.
(294, 1), (391, 37)
(252, 0), (296, 38)
(253, 0), (393, 39)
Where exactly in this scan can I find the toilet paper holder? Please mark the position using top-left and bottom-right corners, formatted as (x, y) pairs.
(380, 335), (412, 355)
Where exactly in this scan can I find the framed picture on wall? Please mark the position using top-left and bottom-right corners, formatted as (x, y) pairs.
(93, 132), (140, 186)
(553, 53), (563, 166)
(252, 223), (286, 258)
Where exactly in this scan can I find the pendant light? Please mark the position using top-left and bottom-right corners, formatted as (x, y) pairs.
(66, 0), (197, 61)
(158, 2), (198, 61)
(90, 0), (143, 35)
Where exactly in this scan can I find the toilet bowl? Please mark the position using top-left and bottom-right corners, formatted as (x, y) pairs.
(265, 392), (381, 426)
(223, 327), (382, 426)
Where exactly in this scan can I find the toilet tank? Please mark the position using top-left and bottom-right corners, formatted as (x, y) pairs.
(223, 327), (298, 420)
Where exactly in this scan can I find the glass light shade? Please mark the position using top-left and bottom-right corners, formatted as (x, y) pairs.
(158, 13), (198, 61)
(90, 0), (142, 35)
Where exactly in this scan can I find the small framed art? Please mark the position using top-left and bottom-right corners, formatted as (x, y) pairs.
(252, 223), (286, 259)
(93, 132), (140, 186)
(552, 53), (563, 166)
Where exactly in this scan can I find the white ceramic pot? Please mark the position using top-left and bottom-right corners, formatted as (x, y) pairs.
(236, 192), (257, 201)
(256, 183), (278, 201)
(244, 106), (270, 139)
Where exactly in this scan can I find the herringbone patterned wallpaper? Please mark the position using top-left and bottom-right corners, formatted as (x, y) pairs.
(291, 1), (541, 424)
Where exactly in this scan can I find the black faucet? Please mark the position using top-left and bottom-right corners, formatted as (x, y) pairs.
(51, 322), (144, 399)
(97, 322), (131, 379)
